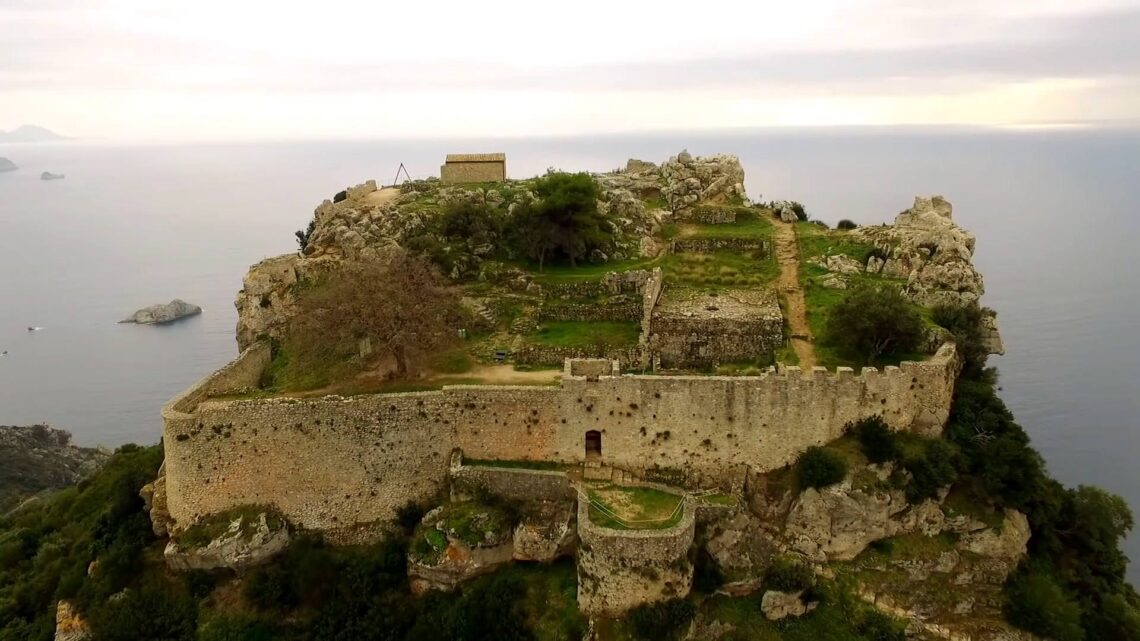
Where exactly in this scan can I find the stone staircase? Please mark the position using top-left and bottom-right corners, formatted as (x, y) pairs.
(582, 460), (639, 484)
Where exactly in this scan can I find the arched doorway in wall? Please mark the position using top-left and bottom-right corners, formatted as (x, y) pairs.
(585, 430), (602, 460)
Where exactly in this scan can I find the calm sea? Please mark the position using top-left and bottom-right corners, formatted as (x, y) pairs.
(1, 129), (1138, 579)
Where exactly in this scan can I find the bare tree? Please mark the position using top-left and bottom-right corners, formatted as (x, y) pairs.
(287, 251), (464, 379)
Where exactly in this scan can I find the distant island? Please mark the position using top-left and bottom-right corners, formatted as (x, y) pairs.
(0, 157), (16, 172)
(0, 124), (68, 143)
(40, 171), (65, 181)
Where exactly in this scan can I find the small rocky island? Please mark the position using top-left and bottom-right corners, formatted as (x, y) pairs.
(40, 171), (65, 180)
(0, 157), (17, 172)
(120, 299), (202, 325)
(0, 424), (108, 512)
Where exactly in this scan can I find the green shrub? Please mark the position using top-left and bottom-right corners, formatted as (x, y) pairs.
(851, 416), (899, 464)
(87, 581), (197, 641)
(629, 598), (696, 641)
(856, 609), (906, 641)
(798, 446), (848, 489)
(932, 303), (993, 380)
(196, 615), (277, 641)
(764, 556), (814, 592)
(1004, 568), (1086, 641)
(837, 219), (858, 230)
(824, 284), (924, 363)
(903, 439), (958, 503)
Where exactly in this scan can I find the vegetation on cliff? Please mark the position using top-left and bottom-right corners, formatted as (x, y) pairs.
(0, 424), (108, 512)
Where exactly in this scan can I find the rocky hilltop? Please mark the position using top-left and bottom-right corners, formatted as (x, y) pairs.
(0, 424), (108, 512)
(0, 157), (16, 172)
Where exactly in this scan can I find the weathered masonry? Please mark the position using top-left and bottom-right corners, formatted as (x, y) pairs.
(440, 153), (506, 183)
(159, 342), (960, 542)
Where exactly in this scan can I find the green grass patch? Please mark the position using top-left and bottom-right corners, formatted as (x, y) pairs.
(659, 250), (778, 290)
(532, 320), (640, 348)
(699, 493), (737, 507)
(427, 349), (475, 374)
(688, 210), (774, 239)
(586, 485), (685, 530)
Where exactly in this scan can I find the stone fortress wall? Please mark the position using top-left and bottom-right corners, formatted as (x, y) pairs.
(160, 343), (960, 538)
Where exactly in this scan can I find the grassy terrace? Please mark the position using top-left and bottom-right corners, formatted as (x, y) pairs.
(586, 484), (686, 530)
(686, 209), (774, 239)
(659, 251), (778, 289)
(531, 320), (641, 348)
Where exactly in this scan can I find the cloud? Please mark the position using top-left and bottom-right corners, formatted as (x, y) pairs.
(1, 0), (1137, 137)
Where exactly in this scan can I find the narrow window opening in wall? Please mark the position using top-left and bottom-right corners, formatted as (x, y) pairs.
(585, 430), (602, 459)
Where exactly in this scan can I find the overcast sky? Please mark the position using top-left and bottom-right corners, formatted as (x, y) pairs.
(2, 0), (1139, 141)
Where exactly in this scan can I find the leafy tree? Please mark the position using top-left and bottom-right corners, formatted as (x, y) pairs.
(824, 284), (924, 363)
(798, 446), (848, 489)
(837, 219), (858, 230)
(286, 252), (465, 379)
(1004, 569), (1086, 641)
(295, 219), (316, 252)
(510, 172), (610, 269)
(932, 303), (994, 380)
(764, 556), (815, 592)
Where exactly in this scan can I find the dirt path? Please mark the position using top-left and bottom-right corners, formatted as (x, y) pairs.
(772, 220), (816, 368)
(444, 364), (561, 385)
(364, 186), (401, 206)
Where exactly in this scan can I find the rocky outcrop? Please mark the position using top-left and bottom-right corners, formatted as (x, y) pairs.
(140, 462), (173, 537)
(165, 511), (290, 572)
(120, 299), (201, 325)
(0, 425), (108, 512)
(784, 469), (945, 562)
(408, 502), (516, 593)
(54, 601), (90, 641)
(761, 589), (817, 620)
(704, 512), (777, 594)
(0, 157), (17, 172)
(855, 196), (987, 309)
(512, 501), (576, 562)
(660, 150), (747, 213)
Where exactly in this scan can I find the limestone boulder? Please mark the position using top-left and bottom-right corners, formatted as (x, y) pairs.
(959, 509), (1030, 577)
(784, 474), (947, 562)
(761, 590), (816, 620)
(853, 196), (992, 318)
(165, 511), (290, 573)
(119, 299), (201, 325)
(704, 512), (777, 594)
(513, 501), (576, 562)
(54, 601), (90, 641)
(140, 463), (173, 537)
(660, 150), (747, 213)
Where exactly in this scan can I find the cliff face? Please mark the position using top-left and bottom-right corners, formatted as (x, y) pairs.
(0, 425), (108, 512)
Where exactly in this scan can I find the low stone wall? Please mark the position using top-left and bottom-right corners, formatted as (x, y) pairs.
(538, 300), (642, 322)
(513, 344), (643, 369)
(576, 496), (696, 615)
(649, 315), (783, 368)
(681, 205), (740, 224)
(671, 237), (769, 256)
(164, 343), (272, 416)
(450, 462), (573, 504)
